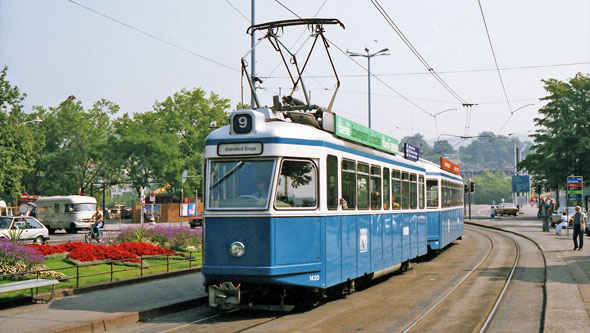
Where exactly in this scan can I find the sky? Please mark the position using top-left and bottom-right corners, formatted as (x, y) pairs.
(1, 0), (589, 146)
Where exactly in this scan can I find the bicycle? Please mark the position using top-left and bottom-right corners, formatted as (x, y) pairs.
(85, 221), (103, 243)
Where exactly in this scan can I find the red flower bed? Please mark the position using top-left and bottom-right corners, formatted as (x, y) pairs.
(27, 242), (178, 262)
(114, 242), (176, 257)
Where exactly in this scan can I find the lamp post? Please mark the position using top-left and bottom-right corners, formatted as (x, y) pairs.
(511, 103), (535, 115)
(347, 47), (390, 128)
(433, 108), (458, 139)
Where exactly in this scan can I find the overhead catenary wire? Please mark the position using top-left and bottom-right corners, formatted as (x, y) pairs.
(369, 0), (469, 105)
(224, 0), (250, 23)
(259, 60), (590, 79)
(477, 0), (513, 114)
(66, 0), (239, 73)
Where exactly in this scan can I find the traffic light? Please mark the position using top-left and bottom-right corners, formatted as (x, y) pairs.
(469, 180), (475, 193)
(464, 184), (469, 194)
(536, 184), (542, 194)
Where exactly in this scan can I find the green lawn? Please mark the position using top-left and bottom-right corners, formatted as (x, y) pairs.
(0, 253), (202, 300)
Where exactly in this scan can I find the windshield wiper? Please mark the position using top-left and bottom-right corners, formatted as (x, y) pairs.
(210, 162), (245, 190)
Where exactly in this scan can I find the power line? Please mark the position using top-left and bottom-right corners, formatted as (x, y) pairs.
(259, 61), (590, 79)
(369, 0), (469, 105)
(66, 0), (239, 73)
(224, 0), (250, 22)
(274, 0), (302, 19)
(477, 0), (512, 113)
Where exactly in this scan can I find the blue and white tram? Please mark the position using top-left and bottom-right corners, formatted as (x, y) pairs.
(203, 108), (464, 310)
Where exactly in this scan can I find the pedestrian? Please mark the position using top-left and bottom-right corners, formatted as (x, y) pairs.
(556, 211), (568, 235)
(542, 198), (552, 232)
(569, 205), (588, 251)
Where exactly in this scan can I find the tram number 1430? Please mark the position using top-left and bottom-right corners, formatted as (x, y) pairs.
(309, 274), (320, 281)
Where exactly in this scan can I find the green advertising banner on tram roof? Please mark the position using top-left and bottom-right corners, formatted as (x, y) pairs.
(334, 115), (399, 155)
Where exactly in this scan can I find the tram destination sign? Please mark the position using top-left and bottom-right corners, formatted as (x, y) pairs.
(218, 142), (263, 156)
(334, 115), (399, 155)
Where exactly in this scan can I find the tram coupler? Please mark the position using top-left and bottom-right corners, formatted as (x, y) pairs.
(208, 282), (240, 309)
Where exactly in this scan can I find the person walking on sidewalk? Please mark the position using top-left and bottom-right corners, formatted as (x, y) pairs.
(570, 205), (587, 250)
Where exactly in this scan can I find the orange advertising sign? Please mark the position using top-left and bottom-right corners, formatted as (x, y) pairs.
(440, 157), (461, 175)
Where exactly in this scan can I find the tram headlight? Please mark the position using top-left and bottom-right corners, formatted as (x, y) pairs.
(229, 241), (245, 258)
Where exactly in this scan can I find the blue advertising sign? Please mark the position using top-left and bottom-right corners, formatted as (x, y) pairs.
(567, 176), (583, 205)
(511, 175), (530, 193)
(404, 143), (419, 161)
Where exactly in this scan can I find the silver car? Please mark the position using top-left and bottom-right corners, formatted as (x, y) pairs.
(0, 216), (50, 244)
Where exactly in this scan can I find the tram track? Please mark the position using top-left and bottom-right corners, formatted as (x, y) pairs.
(113, 224), (546, 332)
(403, 223), (545, 333)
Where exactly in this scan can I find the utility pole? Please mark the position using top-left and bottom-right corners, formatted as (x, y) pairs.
(250, 0), (256, 108)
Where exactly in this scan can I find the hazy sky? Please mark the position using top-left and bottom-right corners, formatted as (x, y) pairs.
(1, 0), (589, 145)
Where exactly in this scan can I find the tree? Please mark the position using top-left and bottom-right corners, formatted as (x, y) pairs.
(24, 98), (118, 195)
(459, 132), (516, 171)
(111, 112), (182, 196)
(425, 140), (455, 162)
(472, 171), (512, 205)
(150, 88), (230, 195)
(0, 66), (40, 201)
(520, 73), (590, 201)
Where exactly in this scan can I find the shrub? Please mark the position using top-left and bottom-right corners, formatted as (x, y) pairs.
(112, 225), (202, 251)
(0, 238), (45, 268)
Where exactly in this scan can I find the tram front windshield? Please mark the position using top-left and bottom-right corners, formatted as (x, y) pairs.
(208, 160), (275, 209)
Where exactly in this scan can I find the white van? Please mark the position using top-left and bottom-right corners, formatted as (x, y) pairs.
(36, 196), (97, 234)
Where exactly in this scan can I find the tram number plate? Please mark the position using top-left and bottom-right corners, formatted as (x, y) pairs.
(309, 274), (320, 281)
(233, 114), (252, 134)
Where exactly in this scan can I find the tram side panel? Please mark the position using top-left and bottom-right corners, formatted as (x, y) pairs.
(370, 214), (384, 274)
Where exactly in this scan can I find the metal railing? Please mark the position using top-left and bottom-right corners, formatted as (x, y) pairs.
(0, 250), (201, 294)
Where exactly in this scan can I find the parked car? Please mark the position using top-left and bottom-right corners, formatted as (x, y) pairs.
(189, 216), (203, 229)
(0, 216), (50, 244)
(121, 207), (132, 219)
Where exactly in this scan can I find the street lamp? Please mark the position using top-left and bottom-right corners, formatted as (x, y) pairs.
(347, 47), (390, 128)
(433, 108), (458, 139)
(511, 103), (535, 115)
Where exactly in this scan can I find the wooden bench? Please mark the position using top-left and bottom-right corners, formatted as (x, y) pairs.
(0, 279), (59, 303)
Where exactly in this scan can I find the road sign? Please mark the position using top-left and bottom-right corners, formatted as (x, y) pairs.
(149, 192), (155, 202)
(511, 175), (530, 193)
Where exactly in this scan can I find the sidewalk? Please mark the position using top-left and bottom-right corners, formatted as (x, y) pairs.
(471, 205), (590, 332)
(0, 272), (207, 333)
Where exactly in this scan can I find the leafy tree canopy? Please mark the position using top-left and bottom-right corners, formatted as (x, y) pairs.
(520, 73), (590, 193)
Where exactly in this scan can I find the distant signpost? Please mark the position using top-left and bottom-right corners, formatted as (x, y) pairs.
(511, 175), (530, 193)
(567, 176), (583, 206)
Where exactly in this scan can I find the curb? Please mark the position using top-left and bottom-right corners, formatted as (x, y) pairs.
(0, 267), (201, 310)
(52, 297), (208, 333)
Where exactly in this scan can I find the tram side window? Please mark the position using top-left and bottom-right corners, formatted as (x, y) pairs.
(426, 179), (439, 209)
(392, 170), (401, 210)
(402, 172), (410, 210)
(419, 175), (425, 209)
(357, 163), (369, 210)
(275, 159), (317, 209)
(327, 155), (338, 210)
(370, 166), (382, 210)
(341, 159), (356, 210)
(410, 174), (417, 209)
(383, 168), (390, 210)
